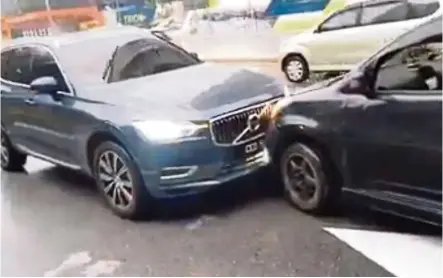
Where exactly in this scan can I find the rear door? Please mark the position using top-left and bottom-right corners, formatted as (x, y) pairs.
(306, 6), (363, 71)
(356, 0), (411, 59)
(0, 47), (44, 153)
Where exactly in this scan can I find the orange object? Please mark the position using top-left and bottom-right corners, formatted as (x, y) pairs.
(1, 5), (105, 40)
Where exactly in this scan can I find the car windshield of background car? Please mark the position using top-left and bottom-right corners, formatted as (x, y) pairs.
(54, 34), (145, 87)
(56, 35), (200, 87)
(358, 16), (442, 71)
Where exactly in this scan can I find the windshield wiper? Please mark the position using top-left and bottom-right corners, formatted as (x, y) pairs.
(102, 45), (120, 81)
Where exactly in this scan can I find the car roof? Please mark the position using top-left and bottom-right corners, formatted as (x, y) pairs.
(1, 25), (158, 50)
(346, 0), (440, 9)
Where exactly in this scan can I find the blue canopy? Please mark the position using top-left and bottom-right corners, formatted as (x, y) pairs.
(265, 0), (331, 16)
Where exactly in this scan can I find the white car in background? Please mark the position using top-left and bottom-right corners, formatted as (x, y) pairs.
(280, 0), (441, 83)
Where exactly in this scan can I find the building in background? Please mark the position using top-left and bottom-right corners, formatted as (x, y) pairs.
(1, 0), (105, 39)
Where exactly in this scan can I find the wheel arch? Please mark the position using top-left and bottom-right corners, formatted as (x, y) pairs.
(274, 125), (343, 189)
(85, 131), (123, 172)
(281, 52), (309, 72)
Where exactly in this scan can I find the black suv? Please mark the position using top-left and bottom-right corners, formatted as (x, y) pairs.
(267, 16), (442, 226)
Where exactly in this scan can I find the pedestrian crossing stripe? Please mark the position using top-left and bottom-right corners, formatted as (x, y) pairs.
(324, 227), (443, 278)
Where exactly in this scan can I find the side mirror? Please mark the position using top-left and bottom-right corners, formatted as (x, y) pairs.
(30, 76), (59, 95)
(190, 52), (199, 59)
(339, 71), (375, 99)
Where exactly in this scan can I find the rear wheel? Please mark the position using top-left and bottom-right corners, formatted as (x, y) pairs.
(92, 141), (153, 219)
(283, 55), (309, 83)
(280, 142), (338, 214)
(1, 131), (27, 171)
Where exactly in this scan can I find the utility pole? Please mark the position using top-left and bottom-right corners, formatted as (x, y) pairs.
(44, 0), (55, 34)
(115, 0), (121, 23)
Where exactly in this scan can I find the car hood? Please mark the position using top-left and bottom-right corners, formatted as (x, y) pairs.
(82, 63), (284, 122)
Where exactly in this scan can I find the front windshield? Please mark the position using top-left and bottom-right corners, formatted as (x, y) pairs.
(54, 31), (199, 87)
(55, 34), (139, 87)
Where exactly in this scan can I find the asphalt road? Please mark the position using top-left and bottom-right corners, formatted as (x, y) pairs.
(1, 63), (441, 277)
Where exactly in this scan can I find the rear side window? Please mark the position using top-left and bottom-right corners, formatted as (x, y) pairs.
(360, 1), (408, 25)
(407, 0), (440, 19)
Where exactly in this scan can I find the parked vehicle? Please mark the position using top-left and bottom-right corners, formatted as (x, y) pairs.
(268, 16), (442, 225)
(279, 0), (441, 83)
(1, 26), (284, 219)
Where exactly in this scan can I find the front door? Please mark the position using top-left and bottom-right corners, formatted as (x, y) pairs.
(0, 46), (52, 156)
(344, 34), (442, 210)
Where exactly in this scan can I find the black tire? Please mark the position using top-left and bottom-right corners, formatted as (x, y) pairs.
(280, 142), (338, 214)
(1, 130), (27, 172)
(282, 55), (309, 83)
(92, 141), (154, 220)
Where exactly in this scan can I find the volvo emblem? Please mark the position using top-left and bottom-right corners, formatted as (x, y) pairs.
(247, 114), (260, 132)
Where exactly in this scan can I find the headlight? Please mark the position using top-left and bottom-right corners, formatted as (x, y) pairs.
(133, 120), (207, 142)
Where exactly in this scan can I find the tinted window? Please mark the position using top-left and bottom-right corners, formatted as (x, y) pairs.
(1, 46), (68, 91)
(0, 47), (33, 84)
(320, 8), (360, 31)
(29, 47), (69, 92)
(376, 35), (442, 91)
(361, 1), (408, 25)
(407, 0), (440, 19)
(1, 50), (13, 80)
(116, 46), (198, 82)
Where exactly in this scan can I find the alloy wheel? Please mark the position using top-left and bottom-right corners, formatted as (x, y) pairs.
(286, 60), (305, 82)
(1, 135), (9, 168)
(283, 153), (319, 204)
(97, 150), (134, 209)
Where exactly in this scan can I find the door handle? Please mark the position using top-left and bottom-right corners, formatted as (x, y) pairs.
(407, 63), (420, 70)
(24, 98), (35, 105)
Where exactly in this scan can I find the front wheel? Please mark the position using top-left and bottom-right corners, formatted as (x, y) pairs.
(280, 142), (337, 214)
(92, 141), (153, 219)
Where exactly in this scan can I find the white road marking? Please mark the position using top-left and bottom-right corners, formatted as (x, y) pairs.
(25, 157), (54, 174)
(44, 251), (92, 277)
(81, 260), (121, 277)
(186, 215), (217, 231)
(324, 227), (443, 278)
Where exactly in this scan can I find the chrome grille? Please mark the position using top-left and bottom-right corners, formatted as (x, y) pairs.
(210, 102), (270, 146)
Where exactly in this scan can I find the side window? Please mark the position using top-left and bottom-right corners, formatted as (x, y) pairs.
(1, 50), (13, 81)
(407, 0), (440, 19)
(0, 47), (34, 84)
(29, 47), (69, 92)
(376, 35), (442, 91)
(360, 2), (408, 25)
(319, 8), (360, 32)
